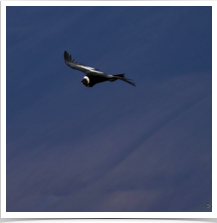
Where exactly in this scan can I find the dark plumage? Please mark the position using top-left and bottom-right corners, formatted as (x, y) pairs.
(64, 51), (136, 87)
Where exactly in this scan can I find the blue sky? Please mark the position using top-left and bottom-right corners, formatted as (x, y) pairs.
(6, 6), (212, 212)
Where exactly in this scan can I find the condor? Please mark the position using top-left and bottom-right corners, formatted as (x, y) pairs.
(64, 51), (135, 87)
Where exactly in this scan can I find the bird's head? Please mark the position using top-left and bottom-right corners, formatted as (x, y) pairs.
(81, 76), (90, 87)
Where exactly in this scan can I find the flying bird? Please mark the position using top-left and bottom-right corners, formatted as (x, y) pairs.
(64, 51), (136, 87)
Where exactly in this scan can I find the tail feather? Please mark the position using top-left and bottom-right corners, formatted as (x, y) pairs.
(112, 73), (136, 87)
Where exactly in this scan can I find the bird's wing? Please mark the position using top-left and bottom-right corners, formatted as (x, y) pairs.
(64, 51), (102, 74)
(112, 74), (136, 87)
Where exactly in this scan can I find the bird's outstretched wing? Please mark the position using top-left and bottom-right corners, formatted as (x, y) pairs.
(64, 51), (102, 75)
(112, 74), (136, 87)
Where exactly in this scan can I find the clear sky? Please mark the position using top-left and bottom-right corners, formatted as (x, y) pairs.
(6, 6), (212, 212)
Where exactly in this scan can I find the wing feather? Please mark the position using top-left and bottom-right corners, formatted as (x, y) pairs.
(64, 51), (101, 74)
(112, 74), (136, 87)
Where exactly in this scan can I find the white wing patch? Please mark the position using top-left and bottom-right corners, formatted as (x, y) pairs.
(64, 51), (103, 75)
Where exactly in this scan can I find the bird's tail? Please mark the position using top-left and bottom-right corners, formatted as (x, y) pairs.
(111, 74), (136, 87)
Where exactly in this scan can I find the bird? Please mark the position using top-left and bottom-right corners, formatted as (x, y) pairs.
(64, 51), (136, 87)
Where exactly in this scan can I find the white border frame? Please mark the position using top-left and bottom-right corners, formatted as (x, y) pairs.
(1, 1), (216, 219)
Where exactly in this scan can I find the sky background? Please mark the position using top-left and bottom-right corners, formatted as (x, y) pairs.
(6, 6), (212, 212)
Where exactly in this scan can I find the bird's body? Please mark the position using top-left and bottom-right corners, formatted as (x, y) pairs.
(64, 51), (135, 87)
